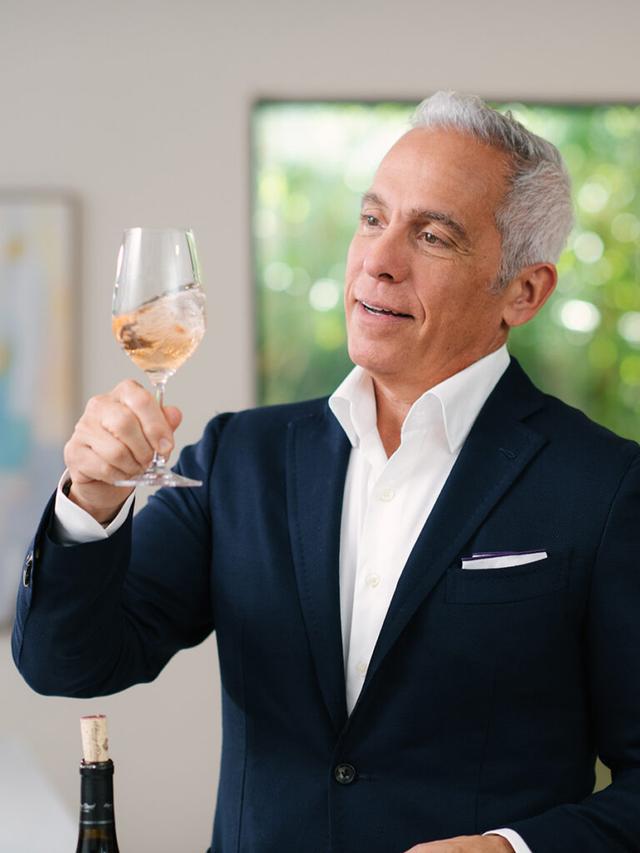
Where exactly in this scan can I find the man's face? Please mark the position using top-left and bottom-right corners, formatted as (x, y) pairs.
(344, 127), (515, 392)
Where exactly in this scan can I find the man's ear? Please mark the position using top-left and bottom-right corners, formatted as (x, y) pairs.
(501, 263), (557, 329)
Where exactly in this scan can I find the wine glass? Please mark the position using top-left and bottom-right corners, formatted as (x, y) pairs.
(112, 227), (206, 487)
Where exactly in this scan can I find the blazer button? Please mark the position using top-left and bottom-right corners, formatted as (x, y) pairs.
(334, 763), (356, 785)
(22, 552), (34, 588)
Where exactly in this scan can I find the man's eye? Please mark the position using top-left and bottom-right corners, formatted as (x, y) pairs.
(420, 231), (442, 245)
(361, 214), (380, 227)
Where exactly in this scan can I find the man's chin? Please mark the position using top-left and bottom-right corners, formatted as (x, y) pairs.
(347, 344), (406, 379)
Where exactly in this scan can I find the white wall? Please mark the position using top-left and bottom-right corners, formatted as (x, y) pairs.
(1, 0), (638, 849)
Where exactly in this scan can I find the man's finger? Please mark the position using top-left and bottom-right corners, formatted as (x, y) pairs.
(69, 443), (135, 487)
(111, 379), (175, 453)
(163, 405), (183, 431)
(80, 425), (149, 476)
(403, 836), (514, 852)
(95, 402), (155, 468)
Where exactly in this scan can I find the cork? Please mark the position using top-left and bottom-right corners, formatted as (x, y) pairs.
(80, 715), (110, 763)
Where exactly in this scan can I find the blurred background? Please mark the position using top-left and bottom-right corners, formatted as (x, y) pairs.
(1, 0), (639, 850)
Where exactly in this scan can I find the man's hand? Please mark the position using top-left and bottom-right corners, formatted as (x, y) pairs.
(404, 835), (514, 852)
(63, 379), (182, 523)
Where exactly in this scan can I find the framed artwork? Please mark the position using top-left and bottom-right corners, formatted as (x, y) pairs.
(0, 193), (78, 628)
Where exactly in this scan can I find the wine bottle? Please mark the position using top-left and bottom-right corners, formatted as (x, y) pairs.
(75, 715), (121, 853)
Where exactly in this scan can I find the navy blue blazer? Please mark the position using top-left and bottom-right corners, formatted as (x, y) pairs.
(13, 359), (640, 852)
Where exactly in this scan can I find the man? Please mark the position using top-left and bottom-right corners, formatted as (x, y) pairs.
(13, 93), (640, 852)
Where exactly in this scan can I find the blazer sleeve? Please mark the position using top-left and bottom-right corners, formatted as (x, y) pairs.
(507, 449), (640, 852)
(12, 413), (232, 698)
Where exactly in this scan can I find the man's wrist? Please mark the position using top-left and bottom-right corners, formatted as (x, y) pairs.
(66, 480), (128, 526)
(484, 828), (529, 853)
(54, 471), (136, 546)
(485, 835), (514, 851)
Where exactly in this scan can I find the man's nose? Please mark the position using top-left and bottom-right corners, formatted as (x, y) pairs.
(362, 227), (409, 283)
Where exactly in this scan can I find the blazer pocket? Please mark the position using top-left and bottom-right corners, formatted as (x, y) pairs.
(446, 553), (568, 604)
(461, 550), (547, 569)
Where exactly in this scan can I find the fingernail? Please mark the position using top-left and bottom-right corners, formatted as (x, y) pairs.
(158, 439), (172, 454)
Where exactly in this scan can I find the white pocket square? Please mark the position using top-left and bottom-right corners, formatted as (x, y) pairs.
(461, 550), (548, 570)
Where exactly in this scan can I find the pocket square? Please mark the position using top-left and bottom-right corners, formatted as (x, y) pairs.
(461, 549), (548, 570)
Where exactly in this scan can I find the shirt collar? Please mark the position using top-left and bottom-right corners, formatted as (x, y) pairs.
(329, 345), (510, 454)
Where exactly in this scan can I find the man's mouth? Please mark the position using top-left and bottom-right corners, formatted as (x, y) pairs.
(359, 300), (413, 319)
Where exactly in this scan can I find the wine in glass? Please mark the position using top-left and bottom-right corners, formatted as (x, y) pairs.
(112, 227), (206, 487)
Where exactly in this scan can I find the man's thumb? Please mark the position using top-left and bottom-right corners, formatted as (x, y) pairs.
(163, 406), (183, 432)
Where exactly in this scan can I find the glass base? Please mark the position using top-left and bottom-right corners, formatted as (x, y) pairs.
(114, 469), (203, 488)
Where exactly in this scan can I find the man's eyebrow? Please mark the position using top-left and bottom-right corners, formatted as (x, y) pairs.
(360, 191), (387, 210)
(410, 208), (470, 245)
(360, 191), (470, 245)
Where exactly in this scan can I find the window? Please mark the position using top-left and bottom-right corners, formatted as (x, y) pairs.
(254, 101), (640, 439)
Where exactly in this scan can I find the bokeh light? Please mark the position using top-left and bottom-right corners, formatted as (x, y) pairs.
(558, 299), (601, 333)
(309, 279), (340, 312)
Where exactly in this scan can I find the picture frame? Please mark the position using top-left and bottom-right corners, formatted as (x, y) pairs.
(0, 192), (79, 629)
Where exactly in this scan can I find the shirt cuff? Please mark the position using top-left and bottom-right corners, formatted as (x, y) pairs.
(484, 828), (533, 853)
(52, 470), (135, 545)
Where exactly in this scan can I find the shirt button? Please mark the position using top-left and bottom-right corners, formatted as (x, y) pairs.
(356, 661), (367, 677)
(366, 574), (381, 588)
(378, 487), (396, 502)
(334, 763), (357, 785)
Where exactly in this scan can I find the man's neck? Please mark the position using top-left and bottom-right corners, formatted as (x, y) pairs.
(372, 381), (414, 457)
(370, 344), (506, 457)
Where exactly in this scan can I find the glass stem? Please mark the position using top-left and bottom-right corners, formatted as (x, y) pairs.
(151, 380), (168, 470)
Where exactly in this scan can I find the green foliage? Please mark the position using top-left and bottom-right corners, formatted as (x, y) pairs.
(254, 101), (640, 440)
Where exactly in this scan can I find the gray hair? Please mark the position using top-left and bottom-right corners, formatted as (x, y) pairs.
(411, 91), (574, 289)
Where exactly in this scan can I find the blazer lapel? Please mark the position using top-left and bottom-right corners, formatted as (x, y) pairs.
(286, 406), (351, 731)
(357, 359), (549, 711)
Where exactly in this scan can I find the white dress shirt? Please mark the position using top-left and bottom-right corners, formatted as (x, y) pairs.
(54, 343), (531, 852)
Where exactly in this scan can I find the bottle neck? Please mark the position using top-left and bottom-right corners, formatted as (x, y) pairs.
(77, 760), (118, 841)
